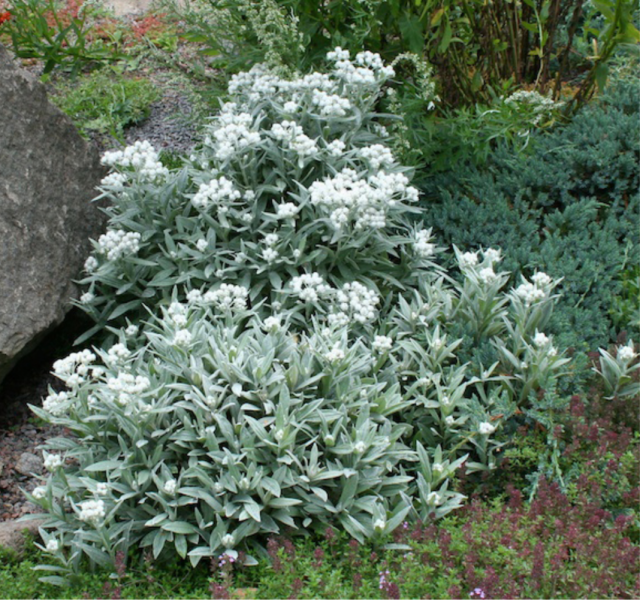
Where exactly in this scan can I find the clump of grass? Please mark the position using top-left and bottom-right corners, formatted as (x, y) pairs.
(50, 68), (160, 142)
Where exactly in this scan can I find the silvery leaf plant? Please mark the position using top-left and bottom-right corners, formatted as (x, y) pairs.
(593, 340), (639, 399)
(28, 48), (570, 577)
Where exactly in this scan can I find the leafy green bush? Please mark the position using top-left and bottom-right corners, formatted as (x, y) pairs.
(50, 69), (160, 141)
(28, 50), (571, 575)
(167, 0), (640, 110)
(403, 88), (565, 172)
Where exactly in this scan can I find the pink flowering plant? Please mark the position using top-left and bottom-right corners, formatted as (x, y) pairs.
(26, 49), (576, 578)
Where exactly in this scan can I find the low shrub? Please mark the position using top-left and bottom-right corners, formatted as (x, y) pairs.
(225, 481), (640, 599)
(27, 50), (573, 576)
(381, 481), (640, 599)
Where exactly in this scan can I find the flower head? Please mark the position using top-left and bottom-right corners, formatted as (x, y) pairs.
(478, 422), (496, 435)
(78, 499), (106, 525)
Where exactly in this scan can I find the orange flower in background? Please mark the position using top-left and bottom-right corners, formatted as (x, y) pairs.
(0, 10), (11, 25)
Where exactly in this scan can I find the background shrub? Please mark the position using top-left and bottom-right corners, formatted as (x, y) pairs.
(418, 74), (640, 357)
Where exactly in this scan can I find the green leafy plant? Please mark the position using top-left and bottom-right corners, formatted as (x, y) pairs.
(408, 87), (565, 171)
(166, 0), (639, 111)
(565, 0), (640, 112)
(1, 0), (121, 76)
(50, 69), (160, 141)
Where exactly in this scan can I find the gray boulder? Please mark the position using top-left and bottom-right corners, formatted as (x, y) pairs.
(0, 45), (107, 384)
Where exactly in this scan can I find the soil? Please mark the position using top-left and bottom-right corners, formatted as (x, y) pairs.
(0, 314), (79, 521)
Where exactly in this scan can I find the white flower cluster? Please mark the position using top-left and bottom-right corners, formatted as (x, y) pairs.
(228, 63), (334, 106)
(290, 273), (332, 303)
(478, 422), (496, 435)
(326, 139), (346, 157)
(505, 90), (562, 124)
(226, 49), (392, 128)
(105, 343), (131, 366)
(42, 391), (71, 417)
(309, 168), (416, 231)
(478, 267), (498, 284)
(262, 233), (279, 263)
(262, 315), (281, 332)
(212, 108), (261, 160)
(228, 66), (281, 100)
(192, 176), (242, 210)
(372, 335), (393, 353)
(163, 479), (177, 495)
(533, 331), (558, 356)
(359, 144), (395, 170)
(515, 271), (553, 305)
(414, 229), (436, 258)
(100, 172), (127, 191)
(459, 251), (479, 269)
(32, 486), (46, 500)
(107, 372), (151, 405)
(617, 342), (637, 363)
(204, 284), (249, 311)
(84, 255), (99, 273)
(78, 499), (106, 525)
(311, 89), (351, 117)
(426, 491), (442, 505)
(271, 121), (318, 157)
(333, 281), (380, 325)
(328, 47), (395, 85)
(468, 248), (502, 284)
(164, 301), (187, 326)
(373, 518), (386, 532)
(97, 229), (141, 261)
(353, 440), (367, 453)
(43, 452), (63, 471)
(484, 248), (502, 264)
(101, 141), (168, 182)
(173, 329), (193, 348)
(275, 202), (299, 219)
(324, 344), (346, 363)
(53, 349), (96, 383)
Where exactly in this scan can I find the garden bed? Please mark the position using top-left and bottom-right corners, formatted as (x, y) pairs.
(0, 0), (638, 598)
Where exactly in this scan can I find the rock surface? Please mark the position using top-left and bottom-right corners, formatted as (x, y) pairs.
(0, 518), (44, 555)
(14, 453), (43, 477)
(0, 44), (106, 385)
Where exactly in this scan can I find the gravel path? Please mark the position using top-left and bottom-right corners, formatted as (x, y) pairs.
(124, 82), (200, 155)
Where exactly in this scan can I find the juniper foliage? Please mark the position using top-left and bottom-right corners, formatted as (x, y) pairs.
(419, 76), (640, 356)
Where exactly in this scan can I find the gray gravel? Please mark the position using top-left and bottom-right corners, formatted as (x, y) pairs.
(123, 86), (200, 155)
